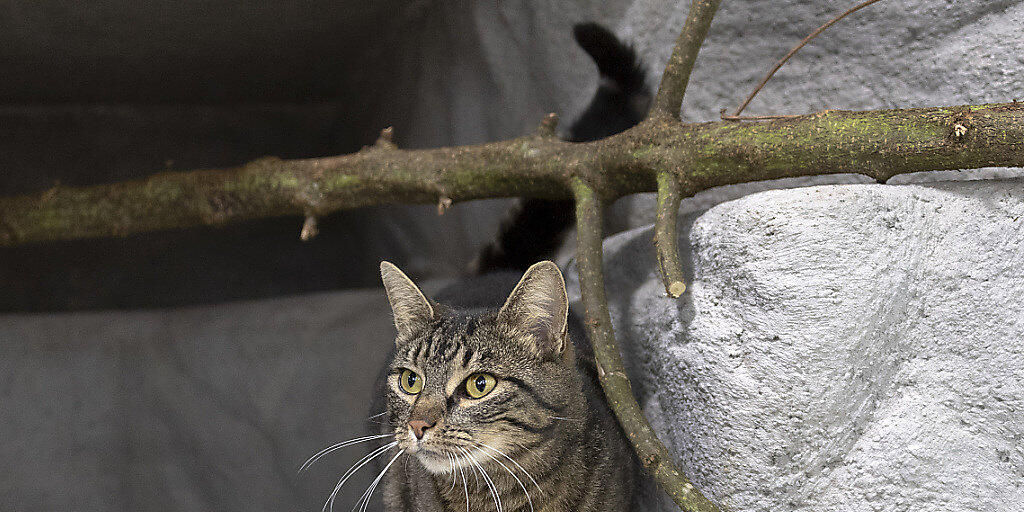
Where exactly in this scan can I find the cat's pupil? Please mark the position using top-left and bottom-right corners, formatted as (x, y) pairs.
(474, 376), (486, 391)
(407, 373), (417, 387)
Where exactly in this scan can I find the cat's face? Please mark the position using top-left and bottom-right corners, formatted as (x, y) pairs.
(379, 261), (576, 474)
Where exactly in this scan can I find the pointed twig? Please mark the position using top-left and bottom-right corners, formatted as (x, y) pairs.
(572, 177), (722, 512)
(726, 0), (886, 118)
(300, 214), (319, 241)
(437, 196), (453, 215)
(536, 113), (559, 138)
(375, 126), (397, 149)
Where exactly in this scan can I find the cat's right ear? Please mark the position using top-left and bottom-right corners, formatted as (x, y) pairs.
(380, 261), (434, 339)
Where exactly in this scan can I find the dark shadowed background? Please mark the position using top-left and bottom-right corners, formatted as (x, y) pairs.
(1, 1), (614, 510)
(0, 0), (617, 311)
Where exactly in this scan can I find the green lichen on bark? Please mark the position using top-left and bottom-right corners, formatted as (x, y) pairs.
(2, 102), (1023, 246)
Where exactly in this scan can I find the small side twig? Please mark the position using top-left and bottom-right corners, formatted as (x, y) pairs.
(572, 177), (722, 512)
(654, 171), (686, 297)
(727, 0), (886, 118)
(720, 111), (803, 122)
(648, 0), (723, 296)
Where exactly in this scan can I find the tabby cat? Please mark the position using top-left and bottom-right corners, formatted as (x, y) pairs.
(375, 261), (639, 512)
(309, 22), (652, 512)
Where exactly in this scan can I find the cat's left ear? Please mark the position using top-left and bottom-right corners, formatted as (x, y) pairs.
(380, 261), (434, 340)
(497, 261), (569, 359)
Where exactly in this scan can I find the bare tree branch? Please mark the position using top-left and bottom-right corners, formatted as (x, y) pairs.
(573, 178), (722, 512)
(655, 171), (687, 297)
(649, 0), (723, 299)
(649, 0), (724, 120)
(2, 103), (1021, 247)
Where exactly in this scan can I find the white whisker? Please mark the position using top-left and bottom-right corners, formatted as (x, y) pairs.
(472, 441), (534, 512)
(352, 449), (405, 512)
(461, 447), (502, 512)
(474, 440), (544, 497)
(322, 441), (398, 512)
(447, 452), (458, 493)
(457, 451), (470, 510)
(300, 433), (394, 472)
(463, 448), (480, 486)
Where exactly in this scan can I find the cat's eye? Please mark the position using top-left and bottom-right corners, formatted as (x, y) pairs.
(399, 369), (423, 395)
(464, 373), (497, 399)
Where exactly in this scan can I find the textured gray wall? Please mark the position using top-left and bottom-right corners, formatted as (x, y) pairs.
(581, 179), (1024, 511)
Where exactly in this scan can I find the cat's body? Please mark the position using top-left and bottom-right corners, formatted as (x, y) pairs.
(364, 23), (651, 512)
(376, 265), (638, 512)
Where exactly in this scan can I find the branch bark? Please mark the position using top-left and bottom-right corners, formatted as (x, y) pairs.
(650, 0), (722, 298)
(573, 178), (722, 512)
(655, 171), (687, 297)
(2, 103), (1022, 246)
(649, 0), (723, 119)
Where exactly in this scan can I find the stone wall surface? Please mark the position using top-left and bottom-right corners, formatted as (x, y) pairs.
(571, 179), (1024, 511)
(607, 0), (1024, 230)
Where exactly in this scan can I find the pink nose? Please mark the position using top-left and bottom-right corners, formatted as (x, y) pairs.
(408, 419), (434, 439)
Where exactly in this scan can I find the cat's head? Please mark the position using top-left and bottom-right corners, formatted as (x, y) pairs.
(379, 261), (579, 473)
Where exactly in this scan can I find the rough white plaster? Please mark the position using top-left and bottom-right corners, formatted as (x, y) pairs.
(572, 180), (1024, 511)
(605, 0), (1024, 231)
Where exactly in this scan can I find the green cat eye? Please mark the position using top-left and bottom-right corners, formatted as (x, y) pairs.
(399, 369), (422, 394)
(465, 372), (497, 399)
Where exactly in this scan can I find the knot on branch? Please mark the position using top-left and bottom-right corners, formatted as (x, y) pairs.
(944, 114), (974, 142)
(205, 189), (245, 225)
(535, 113), (559, 138)
(375, 126), (397, 149)
(437, 196), (453, 215)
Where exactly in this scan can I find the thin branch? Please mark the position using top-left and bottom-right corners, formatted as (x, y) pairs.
(728, 0), (886, 117)
(655, 171), (687, 297)
(2, 103), (1021, 246)
(720, 112), (802, 122)
(649, 0), (724, 119)
(650, 0), (722, 296)
(572, 178), (721, 512)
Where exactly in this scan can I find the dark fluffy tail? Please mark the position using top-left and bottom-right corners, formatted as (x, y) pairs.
(473, 23), (650, 273)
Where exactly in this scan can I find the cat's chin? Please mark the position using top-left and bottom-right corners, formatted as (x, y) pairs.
(411, 449), (456, 474)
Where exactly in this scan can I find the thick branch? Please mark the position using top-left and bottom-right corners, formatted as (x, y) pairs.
(649, 0), (723, 119)
(2, 103), (1023, 246)
(573, 178), (721, 512)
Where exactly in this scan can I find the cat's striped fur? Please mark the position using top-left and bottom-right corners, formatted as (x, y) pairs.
(377, 262), (639, 512)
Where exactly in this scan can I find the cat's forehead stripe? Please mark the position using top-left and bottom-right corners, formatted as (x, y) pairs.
(412, 315), (475, 365)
